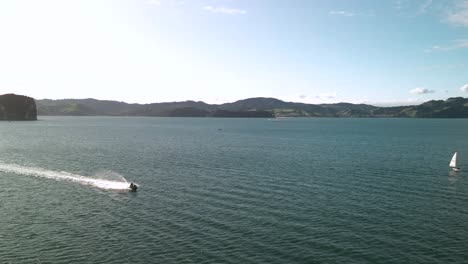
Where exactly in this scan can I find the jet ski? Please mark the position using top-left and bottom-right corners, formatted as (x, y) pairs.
(129, 183), (138, 191)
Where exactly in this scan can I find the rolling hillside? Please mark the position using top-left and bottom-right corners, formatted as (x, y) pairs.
(36, 97), (468, 118)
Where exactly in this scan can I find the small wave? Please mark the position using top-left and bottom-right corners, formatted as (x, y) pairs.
(0, 162), (131, 190)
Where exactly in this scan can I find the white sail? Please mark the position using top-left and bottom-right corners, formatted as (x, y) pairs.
(450, 152), (457, 168)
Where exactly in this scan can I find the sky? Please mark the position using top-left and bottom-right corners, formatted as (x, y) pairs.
(0, 0), (467, 106)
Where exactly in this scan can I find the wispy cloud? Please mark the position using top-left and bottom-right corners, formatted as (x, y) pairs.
(299, 93), (337, 100)
(313, 92), (337, 99)
(418, 0), (432, 14)
(328, 10), (375, 18)
(328, 10), (356, 17)
(447, 0), (468, 26)
(425, 39), (468, 52)
(396, 0), (444, 17)
(410, 87), (435, 94)
(460, 84), (468, 93)
(203, 6), (247, 15)
(395, 0), (403, 10)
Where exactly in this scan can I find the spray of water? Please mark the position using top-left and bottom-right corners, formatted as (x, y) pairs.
(94, 169), (129, 184)
(0, 162), (132, 190)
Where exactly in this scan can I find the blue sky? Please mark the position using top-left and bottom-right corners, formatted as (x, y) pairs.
(0, 0), (467, 105)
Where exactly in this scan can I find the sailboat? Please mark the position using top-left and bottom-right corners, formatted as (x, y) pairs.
(450, 152), (461, 172)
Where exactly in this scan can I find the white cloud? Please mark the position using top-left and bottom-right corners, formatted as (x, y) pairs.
(410, 87), (435, 94)
(203, 6), (247, 15)
(447, 0), (468, 26)
(460, 84), (468, 93)
(328, 10), (355, 17)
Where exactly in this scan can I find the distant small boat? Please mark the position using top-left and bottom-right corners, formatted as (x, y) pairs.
(450, 152), (461, 172)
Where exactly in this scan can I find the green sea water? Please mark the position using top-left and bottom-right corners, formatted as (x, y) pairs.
(1, 116), (468, 263)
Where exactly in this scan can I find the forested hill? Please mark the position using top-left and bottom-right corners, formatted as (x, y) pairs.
(36, 97), (468, 118)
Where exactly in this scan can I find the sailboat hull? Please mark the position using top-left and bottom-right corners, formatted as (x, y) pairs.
(452, 167), (461, 172)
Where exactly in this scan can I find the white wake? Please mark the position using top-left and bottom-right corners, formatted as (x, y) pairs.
(0, 162), (131, 190)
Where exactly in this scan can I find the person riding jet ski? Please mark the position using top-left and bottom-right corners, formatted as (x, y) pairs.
(129, 182), (138, 191)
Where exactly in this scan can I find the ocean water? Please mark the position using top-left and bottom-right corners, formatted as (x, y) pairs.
(1, 117), (468, 263)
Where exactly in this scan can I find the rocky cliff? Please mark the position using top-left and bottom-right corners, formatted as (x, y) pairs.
(0, 94), (37, 121)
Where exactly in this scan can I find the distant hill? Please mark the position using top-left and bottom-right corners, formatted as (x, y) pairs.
(36, 97), (468, 118)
